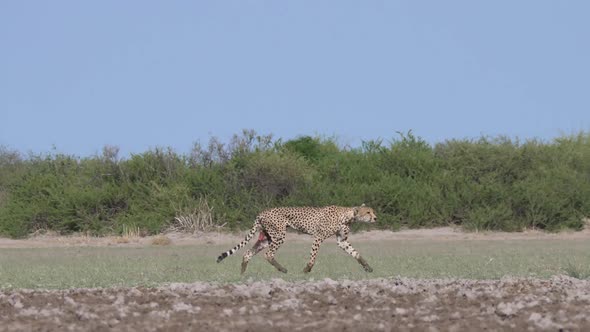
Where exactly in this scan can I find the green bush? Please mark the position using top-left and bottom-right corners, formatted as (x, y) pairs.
(1, 130), (589, 238)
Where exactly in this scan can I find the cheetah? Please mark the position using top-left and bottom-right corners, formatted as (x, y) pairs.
(216, 204), (377, 274)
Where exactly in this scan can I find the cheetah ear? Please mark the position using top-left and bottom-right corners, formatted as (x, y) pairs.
(361, 203), (366, 207)
(353, 206), (360, 216)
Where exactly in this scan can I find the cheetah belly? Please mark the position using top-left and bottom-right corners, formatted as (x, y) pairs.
(286, 219), (315, 234)
(287, 215), (336, 236)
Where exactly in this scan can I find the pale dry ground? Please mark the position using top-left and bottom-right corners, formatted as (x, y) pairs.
(2, 226), (590, 249)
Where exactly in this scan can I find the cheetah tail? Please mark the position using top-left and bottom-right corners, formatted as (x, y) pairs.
(216, 220), (260, 263)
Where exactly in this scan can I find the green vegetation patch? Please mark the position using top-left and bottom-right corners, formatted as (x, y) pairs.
(1, 239), (589, 289)
(1, 130), (590, 237)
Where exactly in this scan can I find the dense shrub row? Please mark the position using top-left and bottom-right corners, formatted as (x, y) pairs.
(1, 130), (589, 238)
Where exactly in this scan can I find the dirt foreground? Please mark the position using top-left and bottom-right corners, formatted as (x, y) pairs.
(2, 276), (590, 331)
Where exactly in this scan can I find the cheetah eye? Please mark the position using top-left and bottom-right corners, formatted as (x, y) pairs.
(366, 212), (370, 214)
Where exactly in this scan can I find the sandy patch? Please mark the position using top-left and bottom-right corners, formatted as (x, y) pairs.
(2, 227), (590, 249)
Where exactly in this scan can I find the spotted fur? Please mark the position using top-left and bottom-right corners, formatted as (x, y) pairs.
(216, 205), (377, 274)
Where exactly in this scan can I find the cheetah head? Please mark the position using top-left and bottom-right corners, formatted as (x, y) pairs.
(354, 204), (377, 223)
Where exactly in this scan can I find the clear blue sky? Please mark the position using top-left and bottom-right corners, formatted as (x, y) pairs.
(1, 1), (589, 157)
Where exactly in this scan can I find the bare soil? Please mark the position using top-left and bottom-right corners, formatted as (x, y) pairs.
(2, 227), (590, 248)
(1, 276), (589, 331)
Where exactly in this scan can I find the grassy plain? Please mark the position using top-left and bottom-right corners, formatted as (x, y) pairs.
(1, 236), (589, 289)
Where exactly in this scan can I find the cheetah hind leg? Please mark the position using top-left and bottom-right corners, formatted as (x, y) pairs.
(268, 257), (288, 273)
(264, 241), (288, 273)
(241, 232), (270, 274)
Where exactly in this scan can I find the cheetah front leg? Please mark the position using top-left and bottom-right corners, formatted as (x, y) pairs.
(337, 228), (373, 272)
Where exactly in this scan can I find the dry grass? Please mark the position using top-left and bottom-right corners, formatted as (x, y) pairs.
(563, 260), (590, 280)
(151, 235), (172, 246)
(169, 197), (221, 233)
(113, 225), (141, 244)
(112, 237), (130, 244)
